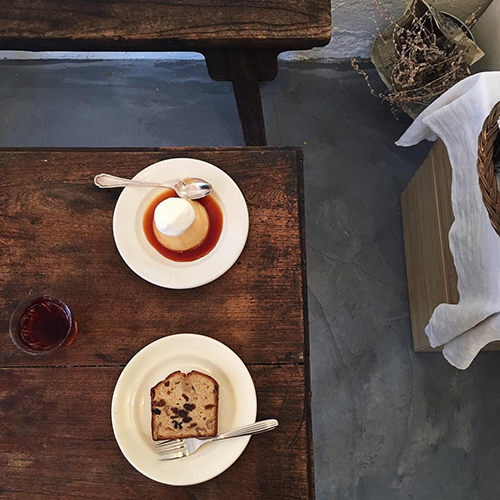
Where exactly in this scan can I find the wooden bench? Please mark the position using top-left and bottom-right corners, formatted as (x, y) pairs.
(0, 0), (332, 145)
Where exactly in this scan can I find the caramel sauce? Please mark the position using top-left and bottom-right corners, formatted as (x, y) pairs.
(143, 190), (223, 262)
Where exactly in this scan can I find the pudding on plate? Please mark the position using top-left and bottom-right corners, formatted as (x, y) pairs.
(153, 197), (209, 252)
(143, 188), (223, 262)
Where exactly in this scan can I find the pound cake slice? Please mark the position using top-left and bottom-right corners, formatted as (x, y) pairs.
(151, 370), (219, 440)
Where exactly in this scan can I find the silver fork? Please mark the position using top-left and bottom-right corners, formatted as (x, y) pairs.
(155, 419), (278, 460)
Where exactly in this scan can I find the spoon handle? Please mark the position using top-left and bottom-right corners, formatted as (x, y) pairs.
(94, 173), (171, 189)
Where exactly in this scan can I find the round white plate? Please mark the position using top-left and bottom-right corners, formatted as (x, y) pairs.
(111, 334), (257, 486)
(113, 158), (249, 289)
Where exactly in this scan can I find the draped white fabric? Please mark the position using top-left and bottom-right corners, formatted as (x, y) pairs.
(397, 73), (500, 369)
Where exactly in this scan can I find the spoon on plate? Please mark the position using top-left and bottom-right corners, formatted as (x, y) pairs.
(94, 173), (212, 200)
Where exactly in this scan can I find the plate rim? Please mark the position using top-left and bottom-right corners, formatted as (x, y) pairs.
(111, 333), (257, 486)
(112, 157), (249, 289)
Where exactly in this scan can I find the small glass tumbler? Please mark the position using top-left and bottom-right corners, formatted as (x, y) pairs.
(9, 295), (78, 355)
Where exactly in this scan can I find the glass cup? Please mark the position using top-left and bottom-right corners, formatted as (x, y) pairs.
(9, 295), (78, 355)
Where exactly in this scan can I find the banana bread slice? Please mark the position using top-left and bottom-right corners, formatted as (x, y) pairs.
(151, 370), (219, 440)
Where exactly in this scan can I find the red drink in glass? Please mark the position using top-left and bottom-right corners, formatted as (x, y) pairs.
(9, 295), (78, 354)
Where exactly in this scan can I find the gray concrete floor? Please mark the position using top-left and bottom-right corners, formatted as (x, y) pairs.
(1, 59), (500, 500)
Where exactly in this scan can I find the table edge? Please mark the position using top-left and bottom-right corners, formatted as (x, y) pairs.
(295, 149), (315, 499)
(0, 146), (302, 153)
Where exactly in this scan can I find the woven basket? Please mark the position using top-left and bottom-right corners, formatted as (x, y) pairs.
(477, 101), (500, 236)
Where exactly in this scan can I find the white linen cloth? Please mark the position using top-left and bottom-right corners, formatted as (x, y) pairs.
(397, 72), (500, 369)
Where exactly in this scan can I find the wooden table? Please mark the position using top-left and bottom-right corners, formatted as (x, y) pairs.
(0, 1), (331, 146)
(0, 147), (313, 498)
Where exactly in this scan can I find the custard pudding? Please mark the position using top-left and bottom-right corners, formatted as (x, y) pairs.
(153, 197), (209, 252)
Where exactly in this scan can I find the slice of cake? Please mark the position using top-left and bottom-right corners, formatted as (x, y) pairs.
(151, 370), (219, 441)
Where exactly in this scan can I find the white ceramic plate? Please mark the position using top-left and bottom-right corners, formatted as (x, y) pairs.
(111, 334), (257, 486)
(113, 158), (249, 288)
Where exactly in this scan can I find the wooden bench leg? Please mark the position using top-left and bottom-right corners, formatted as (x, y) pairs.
(226, 49), (267, 146)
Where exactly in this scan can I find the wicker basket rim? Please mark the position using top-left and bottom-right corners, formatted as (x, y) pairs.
(477, 101), (500, 236)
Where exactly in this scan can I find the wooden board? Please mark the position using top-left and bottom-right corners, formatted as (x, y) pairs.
(0, 0), (332, 51)
(0, 148), (306, 366)
(432, 140), (460, 307)
(0, 147), (314, 498)
(401, 140), (500, 352)
(0, 364), (312, 499)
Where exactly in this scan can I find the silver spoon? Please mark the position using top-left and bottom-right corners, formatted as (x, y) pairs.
(94, 174), (212, 200)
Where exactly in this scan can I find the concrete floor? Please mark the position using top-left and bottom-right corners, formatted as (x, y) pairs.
(1, 59), (500, 500)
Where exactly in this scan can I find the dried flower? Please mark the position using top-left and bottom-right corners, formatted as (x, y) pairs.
(354, 0), (474, 116)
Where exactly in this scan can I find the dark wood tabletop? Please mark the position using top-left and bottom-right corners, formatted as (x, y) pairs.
(0, 0), (331, 51)
(0, 147), (313, 499)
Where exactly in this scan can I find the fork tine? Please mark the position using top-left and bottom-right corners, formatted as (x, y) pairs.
(158, 450), (188, 461)
(156, 440), (186, 451)
(156, 442), (186, 454)
(155, 439), (183, 448)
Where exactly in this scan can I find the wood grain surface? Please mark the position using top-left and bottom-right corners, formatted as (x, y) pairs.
(0, 147), (313, 498)
(0, 364), (312, 499)
(0, 148), (306, 366)
(401, 143), (448, 352)
(0, 0), (332, 51)
(431, 141), (460, 307)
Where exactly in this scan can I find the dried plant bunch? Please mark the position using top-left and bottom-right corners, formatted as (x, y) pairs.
(389, 10), (469, 108)
(354, 0), (480, 116)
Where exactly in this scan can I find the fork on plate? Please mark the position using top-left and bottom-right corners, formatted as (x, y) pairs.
(155, 419), (278, 460)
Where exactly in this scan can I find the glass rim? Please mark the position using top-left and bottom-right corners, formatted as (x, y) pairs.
(9, 295), (73, 355)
